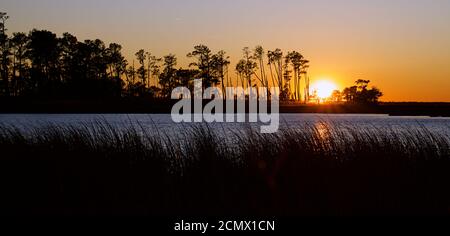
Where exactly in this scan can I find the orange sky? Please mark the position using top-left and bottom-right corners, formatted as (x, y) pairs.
(3, 0), (450, 101)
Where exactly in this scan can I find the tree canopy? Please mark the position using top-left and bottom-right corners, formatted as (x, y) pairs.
(342, 80), (383, 104)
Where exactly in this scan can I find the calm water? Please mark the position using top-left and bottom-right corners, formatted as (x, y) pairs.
(0, 114), (449, 140)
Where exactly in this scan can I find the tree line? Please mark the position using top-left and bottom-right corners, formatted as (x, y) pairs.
(0, 12), (381, 103)
(0, 12), (314, 101)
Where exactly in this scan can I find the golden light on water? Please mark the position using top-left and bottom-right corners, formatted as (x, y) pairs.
(311, 80), (338, 99)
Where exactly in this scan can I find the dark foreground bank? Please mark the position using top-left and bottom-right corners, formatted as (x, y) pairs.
(0, 97), (449, 116)
(0, 122), (449, 216)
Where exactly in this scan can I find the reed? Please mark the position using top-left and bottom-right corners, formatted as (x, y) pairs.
(0, 122), (448, 216)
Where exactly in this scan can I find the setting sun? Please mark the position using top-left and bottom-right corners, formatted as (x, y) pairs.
(311, 80), (338, 99)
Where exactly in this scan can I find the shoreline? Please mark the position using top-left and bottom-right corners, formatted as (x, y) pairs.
(0, 98), (449, 117)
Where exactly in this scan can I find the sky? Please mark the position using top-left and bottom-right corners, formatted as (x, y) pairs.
(2, 0), (450, 101)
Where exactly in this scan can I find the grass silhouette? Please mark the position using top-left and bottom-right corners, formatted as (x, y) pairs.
(0, 122), (449, 216)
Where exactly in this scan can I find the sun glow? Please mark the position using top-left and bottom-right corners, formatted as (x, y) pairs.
(312, 80), (338, 99)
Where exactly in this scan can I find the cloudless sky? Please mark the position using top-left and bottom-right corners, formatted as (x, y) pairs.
(3, 0), (450, 101)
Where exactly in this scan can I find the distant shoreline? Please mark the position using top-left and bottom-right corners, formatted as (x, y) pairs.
(0, 98), (449, 117)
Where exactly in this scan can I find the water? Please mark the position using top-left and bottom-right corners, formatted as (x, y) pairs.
(0, 114), (449, 140)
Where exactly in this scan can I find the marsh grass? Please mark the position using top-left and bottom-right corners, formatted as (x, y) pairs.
(0, 122), (449, 216)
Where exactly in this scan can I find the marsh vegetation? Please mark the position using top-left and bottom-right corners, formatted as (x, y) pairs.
(0, 121), (448, 216)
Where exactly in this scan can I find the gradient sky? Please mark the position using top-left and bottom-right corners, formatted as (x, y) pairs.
(3, 0), (450, 101)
